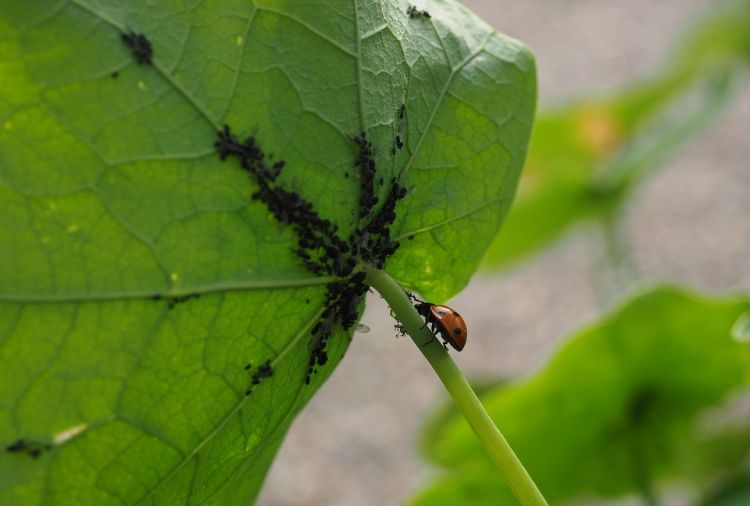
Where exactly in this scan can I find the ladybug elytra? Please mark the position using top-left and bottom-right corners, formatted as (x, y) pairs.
(411, 295), (467, 351)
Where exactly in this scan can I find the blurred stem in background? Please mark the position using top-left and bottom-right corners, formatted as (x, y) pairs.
(597, 211), (637, 303)
(364, 265), (549, 506)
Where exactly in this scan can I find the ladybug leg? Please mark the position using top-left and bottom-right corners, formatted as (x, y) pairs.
(419, 323), (438, 348)
(419, 335), (434, 348)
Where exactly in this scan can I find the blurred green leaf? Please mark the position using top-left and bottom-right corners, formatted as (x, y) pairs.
(483, 0), (750, 268)
(701, 478), (750, 506)
(411, 287), (750, 505)
(0, 0), (535, 504)
(732, 313), (750, 342)
(684, 417), (750, 501)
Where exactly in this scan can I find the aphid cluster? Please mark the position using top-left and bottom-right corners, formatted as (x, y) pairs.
(354, 134), (378, 218)
(120, 30), (153, 65)
(349, 132), (408, 268)
(215, 126), (349, 278)
(215, 124), (408, 386)
(244, 360), (274, 396)
(407, 5), (432, 19)
(5, 438), (52, 459)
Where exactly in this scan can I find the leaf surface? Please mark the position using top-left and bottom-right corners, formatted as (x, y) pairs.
(0, 1), (535, 504)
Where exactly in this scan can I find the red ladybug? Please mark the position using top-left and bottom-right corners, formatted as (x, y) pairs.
(411, 296), (468, 351)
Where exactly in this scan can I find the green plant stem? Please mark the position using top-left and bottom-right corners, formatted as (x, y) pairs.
(600, 211), (638, 299)
(364, 265), (548, 506)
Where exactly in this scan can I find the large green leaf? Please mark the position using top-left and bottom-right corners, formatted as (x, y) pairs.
(411, 287), (750, 505)
(482, 0), (750, 268)
(0, 0), (535, 504)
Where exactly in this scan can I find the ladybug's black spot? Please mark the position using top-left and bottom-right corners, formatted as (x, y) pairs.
(454, 328), (462, 335)
(121, 31), (153, 65)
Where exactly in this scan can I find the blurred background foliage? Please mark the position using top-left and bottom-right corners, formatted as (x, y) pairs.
(412, 288), (750, 505)
(482, 0), (750, 272)
(411, 1), (750, 504)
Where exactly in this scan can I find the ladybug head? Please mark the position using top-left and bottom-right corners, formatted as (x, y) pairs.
(413, 301), (432, 318)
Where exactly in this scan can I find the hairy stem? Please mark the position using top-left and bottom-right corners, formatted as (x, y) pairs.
(364, 266), (548, 506)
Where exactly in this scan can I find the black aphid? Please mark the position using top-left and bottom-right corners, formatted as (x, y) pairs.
(250, 360), (274, 386)
(6, 439), (27, 453)
(407, 5), (432, 19)
(121, 31), (153, 65)
(5, 438), (52, 459)
(166, 292), (200, 309)
(244, 360), (275, 394)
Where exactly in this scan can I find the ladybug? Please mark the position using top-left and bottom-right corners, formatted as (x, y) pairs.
(411, 295), (467, 351)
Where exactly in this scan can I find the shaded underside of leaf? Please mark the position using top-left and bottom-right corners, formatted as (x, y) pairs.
(0, 0), (535, 504)
(411, 286), (750, 505)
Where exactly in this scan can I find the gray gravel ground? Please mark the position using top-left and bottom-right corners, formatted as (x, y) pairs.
(258, 1), (750, 504)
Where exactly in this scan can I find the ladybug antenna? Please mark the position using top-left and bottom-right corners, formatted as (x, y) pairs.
(406, 291), (424, 303)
